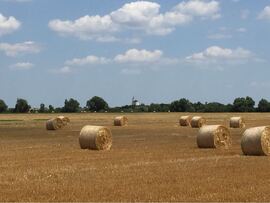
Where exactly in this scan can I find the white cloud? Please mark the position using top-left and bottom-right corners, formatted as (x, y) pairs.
(65, 55), (110, 66)
(54, 48), (178, 74)
(173, 0), (220, 19)
(186, 46), (253, 65)
(111, 1), (192, 35)
(49, 0), (220, 41)
(9, 62), (34, 70)
(258, 6), (270, 20)
(0, 13), (21, 36)
(114, 49), (163, 63)
(0, 41), (41, 57)
(48, 15), (118, 40)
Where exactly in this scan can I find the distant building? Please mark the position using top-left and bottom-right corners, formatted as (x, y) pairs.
(132, 97), (140, 106)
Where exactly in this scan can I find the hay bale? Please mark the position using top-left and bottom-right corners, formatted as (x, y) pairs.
(241, 126), (270, 156)
(46, 118), (63, 130)
(197, 125), (232, 149)
(179, 115), (191, 127)
(79, 125), (112, 150)
(114, 116), (128, 126)
(230, 117), (245, 128)
(191, 116), (206, 128)
(57, 116), (70, 125)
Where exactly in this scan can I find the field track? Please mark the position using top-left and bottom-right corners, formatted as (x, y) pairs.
(0, 113), (270, 201)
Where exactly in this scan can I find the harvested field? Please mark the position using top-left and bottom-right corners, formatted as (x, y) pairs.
(0, 113), (270, 202)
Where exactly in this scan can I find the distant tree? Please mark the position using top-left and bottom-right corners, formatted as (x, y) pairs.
(48, 105), (54, 113)
(86, 96), (109, 112)
(62, 98), (80, 113)
(204, 102), (227, 112)
(233, 96), (255, 112)
(193, 102), (205, 112)
(148, 103), (161, 112)
(0, 99), (7, 113)
(258, 99), (270, 112)
(39, 103), (45, 113)
(14, 98), (31, 113)
(170, 98), (195, 112)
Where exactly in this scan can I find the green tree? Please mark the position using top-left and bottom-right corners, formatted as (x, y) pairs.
(39, 103), (45, 113)
(62, 98), (80, 112)
(170, 98), (194, 112)
(86, 96), (109, 112)
(258, 99), (270, 112)
(0, 99), (7, 113)
(204, 102), (227, 112)
(48, 105), (54, 113)
(14, 98), (31, 113)
(232, 96), (255, 112)
(193, 102), (205, 112)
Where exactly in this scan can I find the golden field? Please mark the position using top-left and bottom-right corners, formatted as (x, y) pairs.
(0, 113), (270, 202)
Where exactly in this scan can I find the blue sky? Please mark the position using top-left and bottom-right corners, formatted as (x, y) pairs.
(0, 0), (270, 108)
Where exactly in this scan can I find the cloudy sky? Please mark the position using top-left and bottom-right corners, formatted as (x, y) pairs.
(0, 0), (270, 108)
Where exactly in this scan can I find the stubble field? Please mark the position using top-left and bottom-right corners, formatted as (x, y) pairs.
(0, 113), (270, 202)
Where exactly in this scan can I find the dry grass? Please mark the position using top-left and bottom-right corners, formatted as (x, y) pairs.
(0, 113), (270, 201)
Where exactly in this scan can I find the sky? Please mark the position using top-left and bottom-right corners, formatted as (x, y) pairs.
(0, 0), (270, 108)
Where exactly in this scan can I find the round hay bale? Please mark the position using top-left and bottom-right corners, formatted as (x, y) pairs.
(191, 116), (206, 128)
(230, 117), (245, 128)
(46, 118), (63, 130)
(197, 125), (232, 149)
(57, 116), (70, 125)
(114, 116), (128, 126)
(241, 126), (270, 156)
(179, 115), (191, 127)
(79, 125), (112, 150)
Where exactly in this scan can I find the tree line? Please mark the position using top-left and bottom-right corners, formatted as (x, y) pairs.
(1, 96), (270, 113)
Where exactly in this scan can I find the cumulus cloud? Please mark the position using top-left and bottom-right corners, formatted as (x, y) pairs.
(186, 46), (254, 65)
(258, 6), (270, 20)
(9, 62), (34, 70)
(65, 55), (110, 66)
(0, 41), (41, 57)
(48, 15), (118, 40)
(49, 0), (220, 41)
(173, 0), (220, 19)
(110, 1), (192, 35)
(0, 13), (21, 36)
(114, 49), (163, 63)
(53, 48), (178, 74)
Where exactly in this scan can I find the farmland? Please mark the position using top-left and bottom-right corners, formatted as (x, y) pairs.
(0, 113), (270, 202)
